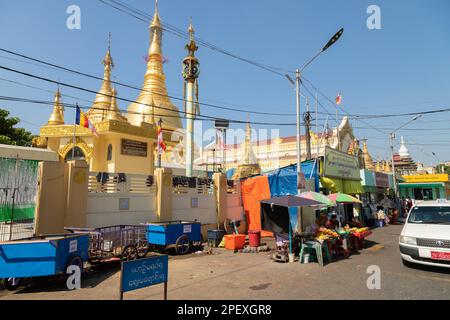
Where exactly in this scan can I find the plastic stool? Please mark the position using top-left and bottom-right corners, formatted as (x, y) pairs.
(299, 241), (331, 267)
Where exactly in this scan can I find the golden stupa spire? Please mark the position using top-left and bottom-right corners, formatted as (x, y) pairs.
(87, 33), (114, 123)
(384, 160), (391, 173)
(47, 88), (64, 125)
(127, 0), (182, 130)
(362, 139), (375, 170)
(150, 0), (162, 29)
(375, 159), (381, 172)
(107, 87), (127, 122)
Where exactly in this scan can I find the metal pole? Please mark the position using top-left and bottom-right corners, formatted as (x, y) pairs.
(158, 118), (162, 169)
(390, 133), (398, 198)
(9, 156), (19, 241)
(296, 69), (303, 193)
(224, 129), (227, 174)
(305, 97), (312, 160)
(336, 106), (340, 152)
(164, 281), (168, 300)
(186, 80), (195, 178)
(71, 111), (77, 161)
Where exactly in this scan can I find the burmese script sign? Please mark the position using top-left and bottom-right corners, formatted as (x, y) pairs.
(120, 255), (168, 300)
(121, 139), (148, 157)
(323, 147), (360, 181)
(375, 172), (390, 188)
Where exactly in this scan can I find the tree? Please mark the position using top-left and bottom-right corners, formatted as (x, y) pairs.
(0, 109), (33, 147)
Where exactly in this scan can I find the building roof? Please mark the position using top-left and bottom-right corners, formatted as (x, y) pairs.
(0, 144), (59, 162)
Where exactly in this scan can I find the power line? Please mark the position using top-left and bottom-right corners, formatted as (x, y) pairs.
(0, 48), (297, 117)
(97, 0), (293, 76)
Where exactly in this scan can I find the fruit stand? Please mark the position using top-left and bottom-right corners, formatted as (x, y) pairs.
(314, 226), (372, 259)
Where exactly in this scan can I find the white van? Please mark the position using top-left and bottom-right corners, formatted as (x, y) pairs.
(399, 200), (450, 268)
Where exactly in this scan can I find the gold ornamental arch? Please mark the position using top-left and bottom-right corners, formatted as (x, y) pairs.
(59, 137), (94, 161)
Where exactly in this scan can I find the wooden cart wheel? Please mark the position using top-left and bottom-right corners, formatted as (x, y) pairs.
(121, 245), (138, 262)
(137, 241), (149, 259)
(3, 277), (22, 291)
(175, 235), (191, 255)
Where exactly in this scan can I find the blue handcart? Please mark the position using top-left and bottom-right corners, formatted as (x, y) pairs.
(0, 234), (89, 291)
(145, 221), (203, 255)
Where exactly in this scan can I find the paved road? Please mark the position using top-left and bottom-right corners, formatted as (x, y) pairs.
(1, 224), (450, 300)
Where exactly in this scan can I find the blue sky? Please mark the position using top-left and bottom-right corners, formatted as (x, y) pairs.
(1, 0), (450, 165)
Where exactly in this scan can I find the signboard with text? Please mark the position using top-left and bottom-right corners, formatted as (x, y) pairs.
(121, 139), (148, 157)
(375, 172), (390, 188)
(323, 147), (360, 181)
(403, 174), (449, 183)
(120, 255), (168, 299)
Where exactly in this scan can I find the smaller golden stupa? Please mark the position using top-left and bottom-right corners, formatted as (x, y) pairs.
(232, 122), (261, 180)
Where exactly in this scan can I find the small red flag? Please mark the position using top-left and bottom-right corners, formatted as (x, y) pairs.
(335, 94), (342, 106)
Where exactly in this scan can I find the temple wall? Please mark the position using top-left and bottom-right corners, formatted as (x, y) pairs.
(86, 171), (157, 228)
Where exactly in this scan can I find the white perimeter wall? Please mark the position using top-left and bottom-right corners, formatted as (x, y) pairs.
(172, 189), (216, 224)
(86, 173), (157, 228)
(87, 194), (157, 228)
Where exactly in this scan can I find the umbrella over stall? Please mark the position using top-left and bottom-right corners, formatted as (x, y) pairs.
(299, 191), (336, 207)
(327, 193), (362, 204)
(260, 195), (324, 256)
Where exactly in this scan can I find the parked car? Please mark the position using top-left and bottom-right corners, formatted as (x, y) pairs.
(399, 199), (450, 268)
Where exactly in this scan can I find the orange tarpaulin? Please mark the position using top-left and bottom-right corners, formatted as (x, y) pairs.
(241, 176), (274, 237)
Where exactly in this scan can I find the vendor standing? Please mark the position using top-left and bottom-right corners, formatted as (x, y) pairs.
(326, 214), (339, 230)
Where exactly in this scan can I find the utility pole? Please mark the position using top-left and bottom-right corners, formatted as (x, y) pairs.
(285, 28), (344, 194)
(390, 133), (398, 199)
(295, 69), (304, 192)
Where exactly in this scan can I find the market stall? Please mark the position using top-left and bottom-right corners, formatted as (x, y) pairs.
(260, 195), (323, 261)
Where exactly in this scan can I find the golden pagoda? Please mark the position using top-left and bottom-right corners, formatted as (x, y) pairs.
(232, 121), (261, 180)
(33, 1), (184, 175)
(375, 160), (381, 172)
(86, 41), (114, 124)
(126, 0), (182, 131)
(383, 160), (391, 173)
(47, 89), (64, 126)
(362, 139), (375, 170)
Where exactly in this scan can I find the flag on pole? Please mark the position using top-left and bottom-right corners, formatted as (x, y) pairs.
(76, 105), (89, 128)
(76, 105), (98, 136)
(335, 94), (343, 106)
(157, 123), (166, 154)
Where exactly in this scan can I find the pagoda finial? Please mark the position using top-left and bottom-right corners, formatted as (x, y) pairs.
(151, 0), (162, 29)
(86, 39), (115, 123)
(188, 17), (195, 41)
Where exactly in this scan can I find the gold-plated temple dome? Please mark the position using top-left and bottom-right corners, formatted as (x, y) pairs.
(87, 45), (114, 123)
(127, 1), (182, 130)
(47, 89), (64, 125)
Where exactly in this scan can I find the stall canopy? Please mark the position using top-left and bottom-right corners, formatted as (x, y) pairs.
(328, 193), (362, 204)
(261, 196), (323, 253)
(241, 162), (320, 237)
(267, 162), (319, 196)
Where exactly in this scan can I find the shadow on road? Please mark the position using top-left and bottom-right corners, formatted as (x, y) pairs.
(4, 261), (122, 295)
(403, 261), (450, 275)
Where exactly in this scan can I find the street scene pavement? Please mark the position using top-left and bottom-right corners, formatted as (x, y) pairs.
(1, 224), (450, 300)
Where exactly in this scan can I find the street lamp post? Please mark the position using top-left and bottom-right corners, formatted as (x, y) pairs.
(389, 115), (422, 205)
(286, 28), (344, 194)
